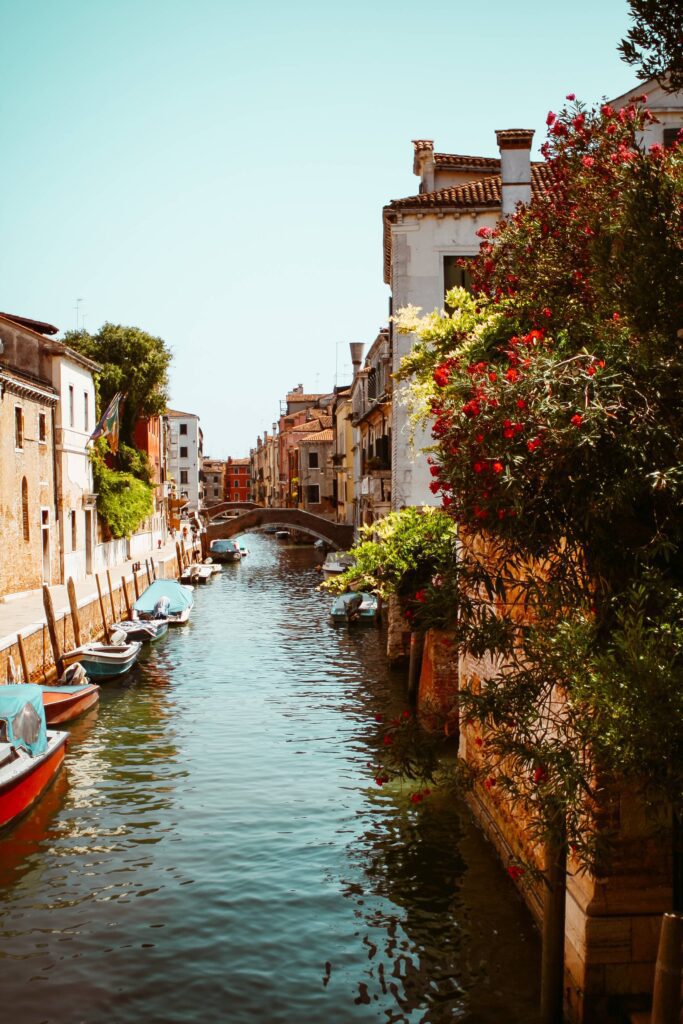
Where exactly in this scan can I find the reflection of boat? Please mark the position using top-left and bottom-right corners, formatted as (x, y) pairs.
(113, 619), (169, 643)
(134, 579), (194, 624)
(62, 641), (142, 679)
(237, 542), (249, 557)
(275, 530), (289, 540)
(209, 539), (242, 563)
(0, 684), (68, 832)
(263, 526), (277, 535)
(322, 550), (355, 578)
(330, 592), (378, 624)
(40, 684), (100, 724)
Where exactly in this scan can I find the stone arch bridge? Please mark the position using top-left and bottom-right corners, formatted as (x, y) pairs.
(203, 503), (354, 550)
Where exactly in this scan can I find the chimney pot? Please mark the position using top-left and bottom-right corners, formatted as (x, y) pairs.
(495, 129), (534, 217)
(349, 342), (364, 380)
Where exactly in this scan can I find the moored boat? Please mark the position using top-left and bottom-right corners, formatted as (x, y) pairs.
(330, 592), (379, 624)
(133, 579), (195, 624)
(113, 619), (169, 643)
(40, 684), (100, 725)
(237, 541), (249, 557)
(208, 539), (242, 563)
(0, 685), (68, 832)
(322, 550), (355, 579)
(275, 530), (289, 540)
(62, 641), (142, 680)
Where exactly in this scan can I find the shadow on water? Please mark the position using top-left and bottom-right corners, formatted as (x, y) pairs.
(0, 534), (539, 1023)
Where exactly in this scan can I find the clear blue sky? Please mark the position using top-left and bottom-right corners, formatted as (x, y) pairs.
(0, 0), (638, 457)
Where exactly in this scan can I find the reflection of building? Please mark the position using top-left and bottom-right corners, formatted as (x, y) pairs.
(202, 458), (226, 506)
(350, 330), (392, 527)
(225, 457), (250, 502)
(0, 311), (100, 589)
(164, 409), (203, 513)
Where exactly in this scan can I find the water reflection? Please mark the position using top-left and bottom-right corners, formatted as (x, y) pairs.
(0, 535), (539, 1023)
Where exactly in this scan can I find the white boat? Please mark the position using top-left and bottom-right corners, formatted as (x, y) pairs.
(133, 579), (195, 625)
(62, 640), (142, 680)
(237, 542), (249, 557)
(322, 551), (355, 578)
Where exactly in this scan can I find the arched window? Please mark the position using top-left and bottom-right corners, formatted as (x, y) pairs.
(21, 478), (29, 542)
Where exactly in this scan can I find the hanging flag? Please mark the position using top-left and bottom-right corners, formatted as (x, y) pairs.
(89, 392), (123, 453)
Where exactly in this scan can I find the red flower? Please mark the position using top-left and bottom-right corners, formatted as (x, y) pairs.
(582, 156), (595, 168)
(402, 710), (411, 719)
(570, 414), (583, 427)
(374, 714), (383, 723)
(429, 464), (440, 477)
(414, 590), (426, 603)
(383, 734), (393, 746)
(492, 461), (504, 475)
(473, 461), (484, 474)
(507, 865), (525, 881)
(586, 366), (596, 377)
(546, 111), (556, 126)
(488, 372), (497, 382)
(516, 399), (527, 410)
(375, 776), (385, 787)
(566, 92), (575, 100)
(527, 437), (542, 452)
(475, 736), (483, 747)
(410, 793), (423, 805)
(505, 368), (519, 383)
(484, 776), (496, 790)
(441, 496), (452, 509)
(429, 480), (440, 494)
(533, 766), (548, 785)
(433, 364), (451, 388)
(612, 312), (620, 322)
(476, 226), (493, 238)
(600, 103), (614, 117)
(541, 307), (552, 319)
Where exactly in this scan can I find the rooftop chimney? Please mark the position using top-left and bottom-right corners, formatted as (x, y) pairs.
(349, 343), (364, 380)
(495, 129), (535, 217)
(272, 422), (277, 435)
(412, 139), (435, 192)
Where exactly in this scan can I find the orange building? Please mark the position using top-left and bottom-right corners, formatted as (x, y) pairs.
(225, 457), (250, 502)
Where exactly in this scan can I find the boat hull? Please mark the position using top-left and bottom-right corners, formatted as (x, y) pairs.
(42, 685), (100, 724)
(62, 642), (141, 679)
(0, 732), (68, 832)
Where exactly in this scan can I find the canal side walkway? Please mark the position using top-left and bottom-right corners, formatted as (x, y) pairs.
(0, 539), (181, 679)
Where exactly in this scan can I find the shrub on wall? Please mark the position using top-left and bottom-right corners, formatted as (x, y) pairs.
(91, 449), (154, 539)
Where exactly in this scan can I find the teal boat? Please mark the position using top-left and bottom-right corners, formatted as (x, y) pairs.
(133, 579), (195, 624)
(62, 640), (142, 679)
(330, 592), (379, 624)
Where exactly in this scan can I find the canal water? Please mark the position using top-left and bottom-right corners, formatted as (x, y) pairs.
(0, 536), (540, 1023)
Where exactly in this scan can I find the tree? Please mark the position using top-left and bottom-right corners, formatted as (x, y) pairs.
(618, 0), (683, 92)
(396, 94), (683, 863)
(64, 323), (172, 448)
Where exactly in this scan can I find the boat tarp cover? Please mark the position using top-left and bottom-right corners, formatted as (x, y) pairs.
(133, 579), (194, 615)
(210, 540), (239, 552)
(0, 685), (48, 756)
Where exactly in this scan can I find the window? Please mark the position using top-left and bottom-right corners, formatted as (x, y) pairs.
(38, 412), (47, 443)
(213, 487), (219, 497)
(367, 369), (377, 401)
(307, 484), (320, 504)
(180, 470), (189, 484)
(180, 446), (188, 459)
(15, 406), (23, 449)
(443, 256), (472, 313)
(71, 510), (77, 551)
(234, 478), (239, 487)
(663, 127), (680, 149)
(21, 478), (29, 541)
(179, 423), (188, 435)
(69, 385), (75, 428)
(84, 392), (89, 431)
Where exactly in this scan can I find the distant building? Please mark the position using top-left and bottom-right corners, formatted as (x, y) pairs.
(164, 409), (203, 513)
(202, 458), (227, 506)
(350, 330), (392, 527)
(225, 457), (251, 503)
(133, 415), (167, 538)
(0, 311), (100, 588)
(331, 386), (354, 525)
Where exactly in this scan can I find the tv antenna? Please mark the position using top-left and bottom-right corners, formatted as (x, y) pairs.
(74, 298), (84, 331)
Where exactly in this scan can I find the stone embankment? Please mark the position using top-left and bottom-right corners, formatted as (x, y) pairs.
(0, 540), (191, 683)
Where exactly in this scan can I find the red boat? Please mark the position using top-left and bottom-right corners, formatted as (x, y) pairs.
(41, 684), (100, 725)
(0, 685), (68, 832)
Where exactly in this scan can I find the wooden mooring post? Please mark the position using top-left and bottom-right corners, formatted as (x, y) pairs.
(95, 574), (110, 641)
(42, 584), (64, 678)
(175, 542), (183, 579)
(67, 576), (82, 647)
(121, 576), (132, 619)
(132, 571), (141, 601)
(651, 912), (683, 1024)
(17, 633), (30, 683)
(106, 570), (117, 622)
(145, 559), (152, 587)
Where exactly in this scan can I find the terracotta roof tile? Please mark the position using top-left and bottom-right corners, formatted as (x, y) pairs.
(299, 429), (333, 444)
(291, 420), (321, 433)
(433, 153), (500, 171)
(286, 392), (326, 402)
